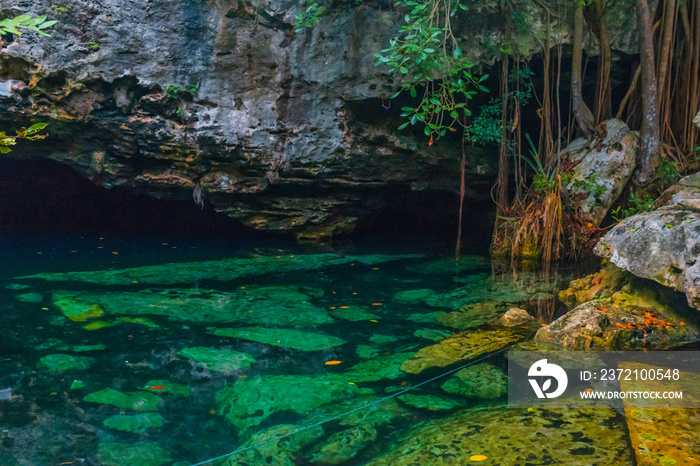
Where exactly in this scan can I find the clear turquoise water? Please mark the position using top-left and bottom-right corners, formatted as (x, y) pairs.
(0, 235), (614, 465)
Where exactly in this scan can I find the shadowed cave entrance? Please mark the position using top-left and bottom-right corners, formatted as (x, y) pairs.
(0, 158), (496, 253)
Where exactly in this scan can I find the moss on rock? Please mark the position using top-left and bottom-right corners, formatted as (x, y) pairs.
(103, 413), (167, 433)
(440, 363), (507, 399)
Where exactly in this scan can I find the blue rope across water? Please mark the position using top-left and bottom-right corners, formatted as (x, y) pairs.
(189, 342), (519, 466)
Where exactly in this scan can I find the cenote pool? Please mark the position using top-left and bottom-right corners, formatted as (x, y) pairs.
(0, 236), (682, 465)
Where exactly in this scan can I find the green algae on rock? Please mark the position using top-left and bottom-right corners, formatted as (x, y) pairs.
(103, 413), (167, 433)
(440, 363), (508, 399)
(22, 253), (422, 286)
(211, 327), (346, 351)
(116, 317), (160, 328)
(83, 388), (164, 411)
(356, 344), (381, 359)
(435, 301), (512, 330)
(368, 406), (633, 465)
(97, 442), (172, 466)
(216, 375), (375, 435)
(310, 425), (378, 465)
(178, 347), (255, 372)
(401, 328), (525, 374)
(330, 305), (379, 321)
(51, 296), (104, 321)
(36, 354), (96, 372)
(397, 393), (462, 411)
(53, 286), (333, 326)
(143, 379), (190, 396)
(229, 423), (324, 466)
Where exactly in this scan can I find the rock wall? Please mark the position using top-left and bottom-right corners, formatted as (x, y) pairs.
(0, 0), (637, 236)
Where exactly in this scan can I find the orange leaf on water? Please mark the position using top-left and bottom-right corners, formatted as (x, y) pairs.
(614, 322), (626, 328)
(325, 361), (342, 365)
(150, 386), (168, 390)
(428, 135), (434, 147)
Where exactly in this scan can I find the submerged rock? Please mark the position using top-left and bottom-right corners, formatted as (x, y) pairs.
(424, 273), (564, 310)
(329, 306), (379, 322)
(22, 254), (421, 286)
(14, 293), (43, 303)
(211, 327), (346, 351)
(414, 328), (452, 341)
(53, 286), (333, 326)
(84, 388), (164, 411)
(36, 354), (96, 372)
(231, 423), (324, 466)
(103, 413), (167, 433)
(216, 375), (375, 435)
(356, 344), (381, 359)
(499, 308), (535, 327)
(558, 263), (631, 308)
(401, 328), (525, 374)
(397, 393), (462, 411)
(368, 406), (634, 465)
(368, 334), (397, 344)
(97, 442), (172, 466)
(537, 282), (700, 350)
(143, 380), (190, 397)
(344, 352), (414, 382)
(391, 289), (434, 305)
(596, 174), (700, 309)
(436, 301), (511, 330)
(310, 425), (378, 465)
(178, 347), (255, 372)
(440, 363), (508, 399)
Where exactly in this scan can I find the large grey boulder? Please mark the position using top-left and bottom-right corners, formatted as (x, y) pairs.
(559, 119), (637, 226)
(595, 173), (700, 309)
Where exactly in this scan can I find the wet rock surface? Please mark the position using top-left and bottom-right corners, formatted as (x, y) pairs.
(596, 173), (700, 309)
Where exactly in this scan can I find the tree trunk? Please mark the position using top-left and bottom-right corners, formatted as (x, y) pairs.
(634, 0), (661, 185)
(591, 0), (612, 122)
(657, 0), (676, 106)
(572, 4), (596, 137)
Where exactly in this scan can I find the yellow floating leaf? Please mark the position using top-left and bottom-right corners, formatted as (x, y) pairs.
(469, 455), (488, 461)
(325, 360), (342, 365)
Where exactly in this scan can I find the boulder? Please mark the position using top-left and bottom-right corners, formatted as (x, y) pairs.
(535, 291), (699, 350)
(560, 119), (638, 225)
(595, 173), (700, 309)
(498, 307), (535, 327)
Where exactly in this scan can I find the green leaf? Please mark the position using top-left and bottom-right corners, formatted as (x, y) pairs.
(424, 126), (431, 136)
(398, 122), (409, 130)
(410, 88), (417, 98)
(0, 146), (11, 154)
(453, 45), (462, 58)
(26, 123), (48, 134)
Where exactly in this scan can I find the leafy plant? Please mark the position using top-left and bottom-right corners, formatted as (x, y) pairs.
(374, 0), (487, 141)
(294, 1), (326, 32)
(523, 134), (558, 193)
(610, 192), (655, 223)
(0, 15), (57, 36)
(88, 41), (100, 52)
(0, 123), (49, 154)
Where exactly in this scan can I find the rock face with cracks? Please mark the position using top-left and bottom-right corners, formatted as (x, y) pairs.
(595, 173), (700, 309)
(0, 0), (637, 237)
